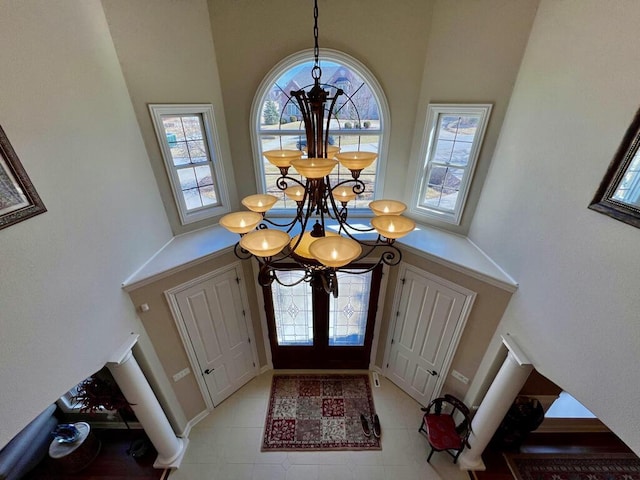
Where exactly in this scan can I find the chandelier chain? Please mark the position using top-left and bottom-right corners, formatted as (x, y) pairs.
(312, 0), (321, 80)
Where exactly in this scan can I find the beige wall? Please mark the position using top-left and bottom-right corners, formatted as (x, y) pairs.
(405, 0), (539, 234)
(469, 0), (640, 453)
(129, 246), (510, 421)
(0, 0), (172, 447)
(207, 0), (434, 202)
(101, 0), (239, 235)
(377, 250), (512, 400)
(128, 253), (266, 420)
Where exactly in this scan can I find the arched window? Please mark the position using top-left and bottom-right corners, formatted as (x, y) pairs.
(251, 49), (389, 211)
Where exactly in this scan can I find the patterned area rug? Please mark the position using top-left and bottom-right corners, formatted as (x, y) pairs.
(505, 453), (640, 480)
(262, 374), (381, 451)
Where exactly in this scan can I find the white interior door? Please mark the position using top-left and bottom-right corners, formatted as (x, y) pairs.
(385, 265), (474, 406)
(175, 266), (256, 406)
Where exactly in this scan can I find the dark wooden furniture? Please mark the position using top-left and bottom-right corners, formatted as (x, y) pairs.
(418, 394), (472, 464)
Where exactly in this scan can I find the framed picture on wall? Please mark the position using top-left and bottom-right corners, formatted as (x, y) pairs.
(0, 125), (46, 230)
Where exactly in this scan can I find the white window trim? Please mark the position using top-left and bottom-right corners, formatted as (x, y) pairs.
(411, 103), (492, 225)
(250, 49), (390, 216)
(149, 104), (230, 225)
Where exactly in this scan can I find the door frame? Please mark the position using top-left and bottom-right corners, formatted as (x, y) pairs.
(382, 262), (476, 404)
(253, 258), (391, 371)
(165, 262), (260, 410)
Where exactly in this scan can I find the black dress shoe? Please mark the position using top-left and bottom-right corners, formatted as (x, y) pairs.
(372, 414), (381, 438)
(360, 413), (371, 437)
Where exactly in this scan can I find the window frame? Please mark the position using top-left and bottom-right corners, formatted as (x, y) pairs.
(149, 103), (230, 225)
(250, 49), (390, 216)
(412, 103), (492, 225)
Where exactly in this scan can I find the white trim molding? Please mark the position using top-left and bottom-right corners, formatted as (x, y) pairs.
(149, 103), (231, 225)
(411, 103), (492, 225)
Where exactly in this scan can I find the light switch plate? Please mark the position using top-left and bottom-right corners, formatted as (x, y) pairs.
(173, 368), (191, 382)
(451, 369), (469, 384)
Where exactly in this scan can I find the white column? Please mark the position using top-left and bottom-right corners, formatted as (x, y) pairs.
(107, 334), (189, 469)
(458, 334), (533, 471)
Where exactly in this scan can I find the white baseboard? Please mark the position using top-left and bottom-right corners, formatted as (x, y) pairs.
(260, 365), (272, 374)
(178, 409), (209, 438)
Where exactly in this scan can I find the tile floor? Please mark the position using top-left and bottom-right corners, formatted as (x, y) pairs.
(170, 371), (471, 480)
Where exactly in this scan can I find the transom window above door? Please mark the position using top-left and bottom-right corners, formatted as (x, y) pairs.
(251, 50), (390, 212)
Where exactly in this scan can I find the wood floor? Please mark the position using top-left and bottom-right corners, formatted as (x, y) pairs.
(24, 429), (166, 480)
(470, 432), (635, 480)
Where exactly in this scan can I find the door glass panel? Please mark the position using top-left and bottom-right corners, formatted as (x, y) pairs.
(271, 271), (313, 346)
(329, 270), (373, 346)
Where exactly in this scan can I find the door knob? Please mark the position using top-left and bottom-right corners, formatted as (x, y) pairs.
(427, 369), (438, 376)
(204, 368), (215, 375)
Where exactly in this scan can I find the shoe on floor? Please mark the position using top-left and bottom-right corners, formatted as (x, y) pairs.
(360, 413), (371, 437)
(372, 413), (381, 438)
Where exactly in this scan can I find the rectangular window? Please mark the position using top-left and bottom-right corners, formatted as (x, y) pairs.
(414, 104), (492, 225)
(149, 104), (229, 225)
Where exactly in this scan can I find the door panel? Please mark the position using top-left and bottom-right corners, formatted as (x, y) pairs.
(387, 268), (471, 406)
(176, 267), (255, 406)
(265, 265), (382, 369)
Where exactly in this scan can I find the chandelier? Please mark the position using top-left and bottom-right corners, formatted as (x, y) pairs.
(220, 0), (415, 297)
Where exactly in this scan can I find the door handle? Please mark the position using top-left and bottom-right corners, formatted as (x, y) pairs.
(204, 368), (215, 375)
(427, 369), (438, 377)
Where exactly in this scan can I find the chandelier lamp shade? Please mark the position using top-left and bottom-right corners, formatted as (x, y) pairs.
(219, 0), (415, 296)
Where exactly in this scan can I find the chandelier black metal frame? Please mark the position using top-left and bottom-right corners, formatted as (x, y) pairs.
(220, 0), (415, 297)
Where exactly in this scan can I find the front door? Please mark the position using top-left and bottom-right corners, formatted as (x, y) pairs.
(175, 266), (256, 406)
(264, 265), (382, 369)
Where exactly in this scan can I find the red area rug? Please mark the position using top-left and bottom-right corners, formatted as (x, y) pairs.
(505, 453), (640, 480)
(262, 374), (381, 451)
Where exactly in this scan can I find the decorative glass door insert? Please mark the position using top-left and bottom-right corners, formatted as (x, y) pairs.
(271, 270), (313, 346)
(329, 271), (372, 346)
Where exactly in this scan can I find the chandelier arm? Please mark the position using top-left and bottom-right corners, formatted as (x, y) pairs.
(269, 268), (314, 288)
(317, 179), (328, 233)
(284, 179), (321, 256)
(330, 178), (366, 194)
(321, 176), (339, 221)
(233, 242), (254, 260)
(324, 89), (343, 154)
(338, 244), (403, 275)
(337, 220), (377, 234)
(257, 263), (274, 287)
(259, 217), (298, 229)
(275, 175), (306, 191)
(325, 179), (366, 229)
(324, 176), (347, 229)
(287, 205), (314, 255)
(292, 90), (314, 155)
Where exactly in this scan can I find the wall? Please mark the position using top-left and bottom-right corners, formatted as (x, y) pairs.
(377, 250), (513, 400)
(469, 0), (640, 453)
(404, 0), (539, 234)
(101, 0), (239, 235)
(128, 253), (266, 420)
(207, 0), (434, 203)
(0, 0), (172, 447)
